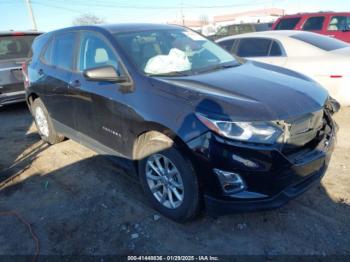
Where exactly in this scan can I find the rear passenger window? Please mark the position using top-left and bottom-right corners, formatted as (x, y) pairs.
(51, 32), (76, 71)
(78, 32), (122, 75)
(302, 16), (325, 31)
(275, 18), (301, 30)
(270, 41), (282, 56)
(236, 38), (272, 57)
(218, 39), (235, 52)
(328, 16), (350, 31)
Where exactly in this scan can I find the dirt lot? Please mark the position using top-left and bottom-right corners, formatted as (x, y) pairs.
(0, 103), (349, 256)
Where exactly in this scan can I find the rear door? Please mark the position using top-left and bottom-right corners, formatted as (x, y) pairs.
(35, 31), (78, 129)
(0, 34), (37, 101)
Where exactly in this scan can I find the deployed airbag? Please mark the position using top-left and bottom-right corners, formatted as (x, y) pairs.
(144, 48), (191, 74)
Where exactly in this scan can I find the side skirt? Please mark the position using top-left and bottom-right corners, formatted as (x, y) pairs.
(52, 119), (138, 177)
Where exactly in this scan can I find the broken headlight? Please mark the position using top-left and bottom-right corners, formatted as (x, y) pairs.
(196, 113), (283, 144)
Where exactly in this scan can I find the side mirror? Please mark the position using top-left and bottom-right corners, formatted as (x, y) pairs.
(83, 66), (128, 83)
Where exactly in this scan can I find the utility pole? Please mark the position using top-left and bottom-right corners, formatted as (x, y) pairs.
(180, 1), (185, 26)
(25, 0), (38, 31)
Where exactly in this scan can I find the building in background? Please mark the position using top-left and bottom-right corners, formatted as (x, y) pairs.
(213, 8), (285, 27)
(168, 8), (285, 36)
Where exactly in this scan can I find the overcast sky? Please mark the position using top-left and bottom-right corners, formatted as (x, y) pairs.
(1, 0), (349, 31)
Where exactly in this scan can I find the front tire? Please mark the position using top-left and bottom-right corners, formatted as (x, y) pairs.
(32, 98), (64, 145)
(136, 133), (200, 222)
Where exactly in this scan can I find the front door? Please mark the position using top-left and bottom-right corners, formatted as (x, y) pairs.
(71, 31), (132, 155)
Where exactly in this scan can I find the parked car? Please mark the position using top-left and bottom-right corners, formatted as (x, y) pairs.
(216, 30), (350, 106)
(209, 22), (273, 41)
(0, 31), (41, 107)
(272, 12), (350, 43)
(24, 24), (337, 222)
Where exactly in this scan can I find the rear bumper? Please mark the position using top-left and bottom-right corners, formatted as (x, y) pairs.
(0, 91), (25, 106)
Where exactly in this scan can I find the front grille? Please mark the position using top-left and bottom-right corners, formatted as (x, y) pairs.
(282, 110), (325, 155)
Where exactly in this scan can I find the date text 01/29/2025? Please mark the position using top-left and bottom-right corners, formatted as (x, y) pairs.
(127, 256), (220, 261)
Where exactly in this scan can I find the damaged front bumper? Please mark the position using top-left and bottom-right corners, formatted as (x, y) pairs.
(187, 110), (337, 215)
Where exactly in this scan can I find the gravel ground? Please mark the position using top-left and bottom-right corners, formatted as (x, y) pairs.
(0, 103), (349, 256)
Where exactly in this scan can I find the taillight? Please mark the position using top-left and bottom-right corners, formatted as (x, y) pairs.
(330, 75), (343, 78)
(12, 32), (25, 36)
(22, 62), (29, 88)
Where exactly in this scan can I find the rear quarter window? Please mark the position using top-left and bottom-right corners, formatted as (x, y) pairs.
(0, 35), (37, 61)
(275, 17), (301, 30)
(41, 38), (53, 65)
(51, 32), (77, 71)
(270, 41), (283, 56)
(291, 33), (349, 51)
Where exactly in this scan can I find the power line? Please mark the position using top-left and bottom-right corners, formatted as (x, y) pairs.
(33, 0), (272, 10)
(31, 1), (85, 13)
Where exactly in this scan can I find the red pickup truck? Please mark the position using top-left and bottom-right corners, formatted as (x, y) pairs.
(272, 12), (350, 43)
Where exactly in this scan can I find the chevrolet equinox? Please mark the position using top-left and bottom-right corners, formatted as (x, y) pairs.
(24, 24), (337, 222)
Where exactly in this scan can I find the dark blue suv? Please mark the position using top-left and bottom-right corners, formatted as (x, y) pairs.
(24, 24), (337, 222)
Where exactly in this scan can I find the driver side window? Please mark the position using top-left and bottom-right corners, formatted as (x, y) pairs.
(78, 32), (123, 75)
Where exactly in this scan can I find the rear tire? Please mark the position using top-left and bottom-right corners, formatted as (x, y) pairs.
(32, 98), (64, 145)
(135, 132), (200, 222)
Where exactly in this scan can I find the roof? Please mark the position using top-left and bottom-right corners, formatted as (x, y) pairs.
(279, 11), (350, 17)
(101, 23), (185, 33)
(215, 30), (309, 42)
(56, 23), (185, 35)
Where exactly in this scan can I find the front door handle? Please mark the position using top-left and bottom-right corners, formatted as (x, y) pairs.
(69, 80), (81, 88)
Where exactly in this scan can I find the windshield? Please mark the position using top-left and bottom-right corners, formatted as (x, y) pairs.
(0, 35), (37, 61)
(114, 29), (238, 76)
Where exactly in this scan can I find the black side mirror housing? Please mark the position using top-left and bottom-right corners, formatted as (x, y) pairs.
(83, 66), (128, 83)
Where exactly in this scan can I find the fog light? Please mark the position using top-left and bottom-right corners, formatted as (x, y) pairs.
(213, 169), (246, 194)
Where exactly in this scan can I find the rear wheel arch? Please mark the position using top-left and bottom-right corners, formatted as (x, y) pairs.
(27, 92), (39, 107)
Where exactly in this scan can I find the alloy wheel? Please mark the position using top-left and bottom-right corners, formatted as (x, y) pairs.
(145, 154), (184, 209)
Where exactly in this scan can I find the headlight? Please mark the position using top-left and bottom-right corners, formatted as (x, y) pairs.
(196, 113), (283, 144)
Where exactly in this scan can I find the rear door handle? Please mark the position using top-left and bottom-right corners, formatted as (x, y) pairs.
(69, 79), (81, 88)
(38, 69), (44, 75)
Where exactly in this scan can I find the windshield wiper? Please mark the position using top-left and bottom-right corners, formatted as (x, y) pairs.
(194, 62), (240, 74)
(148, 71), (191, 77)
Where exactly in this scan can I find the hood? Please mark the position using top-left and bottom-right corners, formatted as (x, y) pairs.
(151, 61), (328, 121)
